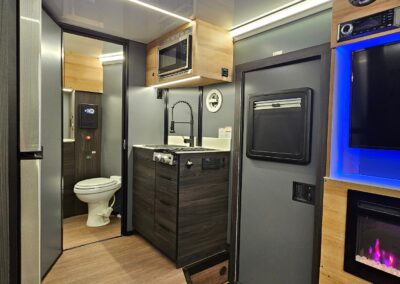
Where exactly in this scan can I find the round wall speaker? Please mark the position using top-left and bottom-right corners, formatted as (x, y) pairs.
(349, 0), (376, 7)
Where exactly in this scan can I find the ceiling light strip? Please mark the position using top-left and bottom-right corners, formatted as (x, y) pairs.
(230, 0), (332, 38)
(230, 0), (304, 30)
(128, 0), (192, 23)
(151, 76), (201, 88)
(99, 52), (124, 63)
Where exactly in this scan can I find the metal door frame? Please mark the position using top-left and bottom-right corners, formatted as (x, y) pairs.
(229, 43), (331, 283)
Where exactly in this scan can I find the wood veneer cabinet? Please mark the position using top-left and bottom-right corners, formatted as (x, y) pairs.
(132, 147), (229, 267)
(146, 19), (233, 88)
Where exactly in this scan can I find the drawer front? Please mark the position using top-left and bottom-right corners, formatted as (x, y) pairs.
(133, 195), (154, 240)
(156, 176), (177, 204)
(155, 197), (176, 233)
(155, 222), (176, 260)
(133, 176), (154, 205)
(156, 163), (178, 181)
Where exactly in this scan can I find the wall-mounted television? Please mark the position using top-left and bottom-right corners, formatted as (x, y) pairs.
(350, 42), (400, 150)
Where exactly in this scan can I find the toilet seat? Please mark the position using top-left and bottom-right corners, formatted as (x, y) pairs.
(74, 178), (120, 195)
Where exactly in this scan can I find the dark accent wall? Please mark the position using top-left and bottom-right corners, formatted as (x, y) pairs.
(0, 0), (18, 283)
(62, 142), (84, 218)
(63, 92), (103, 218)
(75, 92), (102, 181)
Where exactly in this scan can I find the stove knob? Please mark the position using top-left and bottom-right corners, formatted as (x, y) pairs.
(186, 160), (193, 169)
(160, 157), (165, 163)
(154, 156), (160, 162)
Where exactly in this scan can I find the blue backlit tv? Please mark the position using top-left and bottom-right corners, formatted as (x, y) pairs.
(350, 41), (400, 150)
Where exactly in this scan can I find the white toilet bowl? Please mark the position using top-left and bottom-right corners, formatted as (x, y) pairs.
(74, 176), (121, 227)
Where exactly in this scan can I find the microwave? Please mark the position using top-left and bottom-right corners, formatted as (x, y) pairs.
(158, 29), (192, 77)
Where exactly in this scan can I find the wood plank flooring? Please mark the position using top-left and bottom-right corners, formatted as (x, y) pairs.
(43, 235), (186, 284)
(63, 214), (121, 250)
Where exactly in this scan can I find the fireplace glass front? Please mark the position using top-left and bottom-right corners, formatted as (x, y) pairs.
(344, 190), (400, 283)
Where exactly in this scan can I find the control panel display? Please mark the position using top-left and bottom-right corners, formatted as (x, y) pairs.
(78, 103), (98, 129)
(338, 8), (400, 42)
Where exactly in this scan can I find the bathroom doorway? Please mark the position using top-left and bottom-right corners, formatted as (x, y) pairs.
(61, 32), (126, 250)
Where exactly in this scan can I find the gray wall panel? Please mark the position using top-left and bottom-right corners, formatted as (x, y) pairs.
(41, 11), (62, 277)
(167, 88), (199, 139)
(234, 10), (332, 65)
(101, 63), (123, 178)
(202, 83), (235, 138)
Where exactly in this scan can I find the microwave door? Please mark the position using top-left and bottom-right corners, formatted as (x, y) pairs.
(158, 35), (191, 76)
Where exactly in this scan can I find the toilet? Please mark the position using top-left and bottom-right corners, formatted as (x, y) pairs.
(74, 176), (121, 227)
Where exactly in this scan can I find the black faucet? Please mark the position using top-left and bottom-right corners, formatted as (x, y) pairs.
(170, 100), (195, 147)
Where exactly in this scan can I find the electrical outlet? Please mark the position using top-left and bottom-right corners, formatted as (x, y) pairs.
(292, 181), (315, 205)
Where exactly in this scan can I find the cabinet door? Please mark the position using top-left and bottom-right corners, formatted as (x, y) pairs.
(154, 164), (178, 260)
(132, 148), (156, 241)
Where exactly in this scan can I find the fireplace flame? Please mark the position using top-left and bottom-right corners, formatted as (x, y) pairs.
(368, 239), (397, 269)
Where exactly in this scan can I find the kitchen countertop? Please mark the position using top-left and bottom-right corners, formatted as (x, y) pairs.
(133, 144), (230, 154)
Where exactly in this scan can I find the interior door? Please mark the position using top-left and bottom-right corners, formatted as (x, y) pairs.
(239, 58), (327, 283)
(40, 11), (62, 277)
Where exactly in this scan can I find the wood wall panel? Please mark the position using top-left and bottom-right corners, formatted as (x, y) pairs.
(320, 179), (400, 284)
(332, 0), (400, 47)
(62, 141), (87, 218)
(64, 51), (103, 93)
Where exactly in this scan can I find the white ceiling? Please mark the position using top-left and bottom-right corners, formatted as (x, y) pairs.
(43, 0), (300, 43)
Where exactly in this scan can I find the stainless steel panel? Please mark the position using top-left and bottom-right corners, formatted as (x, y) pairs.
(21, 160), (41, 284)
(41, 11), (62, 278)
(20, 0), (41, 152)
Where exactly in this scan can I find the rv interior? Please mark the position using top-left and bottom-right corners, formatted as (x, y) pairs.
(1, 0), (400, 284)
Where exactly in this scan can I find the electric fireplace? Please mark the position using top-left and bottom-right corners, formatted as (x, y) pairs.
(344, 190), (400, 283)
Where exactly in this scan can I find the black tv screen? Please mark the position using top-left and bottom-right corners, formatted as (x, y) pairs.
(350, 42), (400, 150)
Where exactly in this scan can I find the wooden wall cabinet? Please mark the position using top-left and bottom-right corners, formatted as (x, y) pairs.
(64, 51), (103, 93)
(332, 0), (400, 47)
(146, 19), (233, 88)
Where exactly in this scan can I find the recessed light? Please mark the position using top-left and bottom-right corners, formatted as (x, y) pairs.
(128, 0), (192, 23)
(152, 76), (201, 88)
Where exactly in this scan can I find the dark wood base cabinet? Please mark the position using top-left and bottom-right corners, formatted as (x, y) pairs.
(132, 147), (229, 268)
